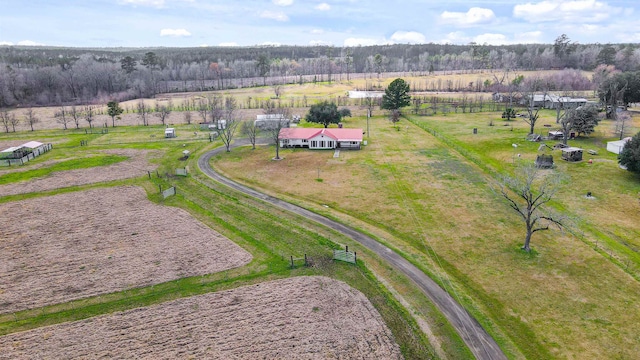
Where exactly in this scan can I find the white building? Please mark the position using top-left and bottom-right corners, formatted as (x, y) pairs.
(279, 128), (363, 150)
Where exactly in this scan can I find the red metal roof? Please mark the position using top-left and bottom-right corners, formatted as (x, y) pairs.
(279, 128), (363, 142)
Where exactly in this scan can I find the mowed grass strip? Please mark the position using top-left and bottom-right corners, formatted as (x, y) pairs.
(0, 154), (128, 184)
(213, 114), (640, 359)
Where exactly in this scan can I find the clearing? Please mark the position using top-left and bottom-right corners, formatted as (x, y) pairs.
(0, 276), (402, 359)
(0, 186), (252, 314)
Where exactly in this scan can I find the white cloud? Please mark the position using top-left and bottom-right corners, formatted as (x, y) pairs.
(309, 40), (333, 46)
(315, 3), (331, 11)
(273, 0), (293, 5)
(390, 31), (426, 44)
(17, 40), (45, 46)
(513, 0), (617, 23)
(119, 0), (165, 8)
(260, 10), (289, 21)
(440, 7), (496, 26)
(440, 31), (470, 44)
(160, 28), (192, 37)
(218, 42), (239, 46)
(311, 29), (324, 34)
(0, 41), (14, 46)
(514, 31), (543, 43)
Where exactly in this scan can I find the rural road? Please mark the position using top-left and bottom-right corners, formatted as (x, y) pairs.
(198, 141), (508, 360)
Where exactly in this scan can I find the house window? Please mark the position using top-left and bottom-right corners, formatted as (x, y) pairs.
(303, 139), (308, 143)
(311, 141), (317, 147)
(328, 141), (334, 148)
(320, 141), (325, 147)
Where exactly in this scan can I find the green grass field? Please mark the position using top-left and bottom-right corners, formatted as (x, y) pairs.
(213, 106), (640, 359)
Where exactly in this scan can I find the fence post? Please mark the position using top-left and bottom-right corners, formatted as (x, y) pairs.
(354, 252), (357, 264)
(290, 255), (294, 268)
(147, 171), (151, 179)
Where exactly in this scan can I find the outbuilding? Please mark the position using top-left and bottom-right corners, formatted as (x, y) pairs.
(165, 128), (176, 138)
(561, 147), (583, 162)
(606, 137), (631, 154)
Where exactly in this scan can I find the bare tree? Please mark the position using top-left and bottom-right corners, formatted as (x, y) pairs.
(25, 107), (39, 131)
(154, 99), (172, 126)
(272, 84), (282, 99)
(497, 162), (565, 252)
(54, 106), (70, 130)
(209, 94), (224, 125)
(240, 119), (259, 149)
(0, 109), (13, 133)
(218, 96), (239, 152)
(183, 111), (192, 125)
(69, 105), (81, 129)
(614, 111), (631, 140)
(84, 106), (95, 128)
(266, 107), (290, 160)
(9, 112), (20, 132)
(137, 100), (150, 126)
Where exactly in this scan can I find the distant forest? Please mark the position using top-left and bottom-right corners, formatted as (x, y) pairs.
(0, 36), (636, 107)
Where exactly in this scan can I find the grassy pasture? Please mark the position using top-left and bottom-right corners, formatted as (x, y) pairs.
(212, 110), (640, 359)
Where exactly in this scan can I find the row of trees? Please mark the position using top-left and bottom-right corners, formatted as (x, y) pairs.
(2, 34), (639, 107)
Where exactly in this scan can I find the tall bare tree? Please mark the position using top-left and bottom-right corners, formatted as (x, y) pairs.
(69, 105), (81, 129)
(614, 111), (631, 140)
(240, 119), (259, 150)
(154, 99), (172, 126)
(54, 106), (70, 130)
(25, 107), (39, 131)
(0, 109), (14, 133)
(183, 110), (192, 125)
(137, 100), (150, 126)
(218, 96), (239, 152)
(497, 163), (565, 252)
(84, 106), (95, 128)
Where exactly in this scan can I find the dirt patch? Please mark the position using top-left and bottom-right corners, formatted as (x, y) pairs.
(0, 186), (252, 314)
(0, 276), (402, 359)
(0, 149), (160, 196)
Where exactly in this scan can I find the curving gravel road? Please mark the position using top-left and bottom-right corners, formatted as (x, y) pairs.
(198, 142), (507, 360)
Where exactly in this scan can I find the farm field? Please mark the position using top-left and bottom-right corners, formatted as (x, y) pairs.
(212, 111), (640, 359)
(0, 276), (402, 359)
(0, 148), (159, 196)
(0, 186), (252, 314)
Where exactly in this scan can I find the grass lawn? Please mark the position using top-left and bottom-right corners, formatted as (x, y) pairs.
(213, 111), (640, 359)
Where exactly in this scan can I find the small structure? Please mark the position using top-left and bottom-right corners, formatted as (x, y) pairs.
(548, 131), (564, 140)
(535, 154), (554, 168)
(0, 141), (53, 166)
(561, 147), (583, 162)
(255, 114), (290, 130)
(165, 128), (176, 138)
(606, 137), (631, 154)
(279, 128), (363, 150)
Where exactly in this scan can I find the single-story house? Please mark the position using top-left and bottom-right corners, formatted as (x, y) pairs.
(165, 128), (176, 138)
(279, 128), (363, 150)
(607, 137), (632, 154)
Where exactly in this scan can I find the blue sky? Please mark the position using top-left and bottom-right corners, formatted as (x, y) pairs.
(0, 0), (638, 48)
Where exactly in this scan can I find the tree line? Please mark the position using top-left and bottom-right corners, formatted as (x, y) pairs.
(1, 35), (639, 107)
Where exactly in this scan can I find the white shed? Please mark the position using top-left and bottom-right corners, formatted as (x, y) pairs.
(607, 137), (631, 154)
(165, 128), (176, 138)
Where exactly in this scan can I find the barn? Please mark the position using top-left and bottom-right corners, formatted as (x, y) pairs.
(279, 128), (363, 150)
